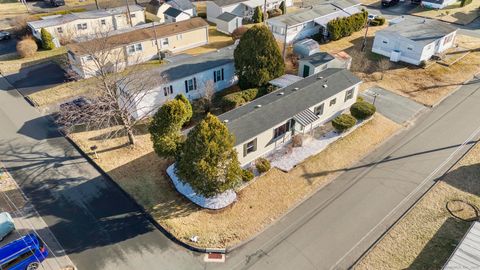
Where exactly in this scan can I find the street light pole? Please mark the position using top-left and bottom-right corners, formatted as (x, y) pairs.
(372, 92), (379, 106)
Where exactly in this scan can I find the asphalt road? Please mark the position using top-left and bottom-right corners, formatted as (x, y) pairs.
(0, 38), (17, 55)
(0, 78), (202, 269)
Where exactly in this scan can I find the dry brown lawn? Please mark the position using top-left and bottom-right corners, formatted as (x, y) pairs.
(183, 25), (235, 55)
(0, 2), (28, 22)
(69, 114), (400, 248)
(410, 0), (480, 25)
(357, 35), (480, 106)
(0, 47), (67, 74)
(27, 77), (97, 106)
(356, 142), (480, 270)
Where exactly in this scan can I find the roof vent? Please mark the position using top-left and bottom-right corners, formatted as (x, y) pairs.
(317, 76), (323, 80)
(255, 104), (262, 108)
(323, 84), (328, 88)
(278, 92), (284, 96)
(223, 119), (229, 123)
(293, 87), (299, 91)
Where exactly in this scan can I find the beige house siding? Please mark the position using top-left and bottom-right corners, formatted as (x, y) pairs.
(69, 26), (209, 78)
(235, 83), (360, 166)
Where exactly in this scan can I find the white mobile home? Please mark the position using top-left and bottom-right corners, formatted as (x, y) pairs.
(298, 51), (351, 77)
(121, 45), (237, 119)
(219, 68), (361, 166)
(206, 0), (293, 24)
(67, 18), (209, 79)
(372, 18), (457, 65)
(28, 5), (145, 47)
(146, 0), (196, 23)
(421, 0), (456, 9)
(266, 0), (361, 44)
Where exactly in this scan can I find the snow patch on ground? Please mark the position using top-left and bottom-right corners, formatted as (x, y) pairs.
(166, 164), (237, 210)
(271, 118), (371, 171)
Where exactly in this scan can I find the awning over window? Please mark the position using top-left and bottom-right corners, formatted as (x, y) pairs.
(293, 109), (319, 127)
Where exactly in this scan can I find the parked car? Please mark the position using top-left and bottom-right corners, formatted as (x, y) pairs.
(382, 0), (399, 6)
(0, 31), (11, 41)
(0, 212), (15, 241)
(50, 0), (65, 7)
(368, 14), (378, 21)
(0, 233), (48, 270)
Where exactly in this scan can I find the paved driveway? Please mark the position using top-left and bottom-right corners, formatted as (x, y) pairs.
(361, 87), (426, 124)
(0, 38), (17, 55)
(4, 61), (67, 96)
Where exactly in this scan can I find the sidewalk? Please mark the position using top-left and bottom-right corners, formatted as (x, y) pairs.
(0, 167), (75, 270)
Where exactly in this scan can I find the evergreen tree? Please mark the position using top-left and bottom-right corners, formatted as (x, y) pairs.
(176, 114), (242, 197)
(40, 28), (55, 50)
(234, 25), (285, 89)
(149, 98), (190, 159)
(252, 6), (263, 23)
(279, 1), (286, 14)
(175, 94), (193, 124)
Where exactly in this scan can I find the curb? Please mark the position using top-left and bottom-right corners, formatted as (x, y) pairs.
(430, 72), (480, 108)
(64, 136), (225, 254)
(350, 133), (480, 268)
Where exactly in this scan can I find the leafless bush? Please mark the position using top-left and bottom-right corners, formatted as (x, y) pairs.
(9, 15), (35, 37)
(231, 26), (248, 41)
(376, 58), (392, 80)
(16, 36), (38, 58)
(292, 134), (303, 147)
(350, 49), (372, 73)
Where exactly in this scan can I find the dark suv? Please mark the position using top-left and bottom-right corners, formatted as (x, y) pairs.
(381, 0), (399, 6)
(50, 0), (65, 7)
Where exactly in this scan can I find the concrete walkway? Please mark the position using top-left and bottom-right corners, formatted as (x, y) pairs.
(361, 87), (426, 124)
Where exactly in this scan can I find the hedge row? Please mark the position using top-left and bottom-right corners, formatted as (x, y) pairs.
(332, 114), (356, 132)
(461, 0), (472, 6)
(350, 101), (376, 120)
(220, 86), (273, 111)
(370, 16), (386, 26)
(327, 10), (368, 41)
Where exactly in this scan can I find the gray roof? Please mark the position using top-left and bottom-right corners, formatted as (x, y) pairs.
(145, 45), (235, 83)
(301, 52), (335, 67)
(219, 68), (362, 144)
(377, 18), (457, 45)
(28, 5), (144, 29)
(211, 0), (248, 7)
(167, 0), (195, 10)
(422, 0), (445, 4)
(164, 7), (183, 17)
(217, 12), (239, 22)
(294, 109), (319, 126)
(267, 0), (359, 27)
(443, 222), (480, 270)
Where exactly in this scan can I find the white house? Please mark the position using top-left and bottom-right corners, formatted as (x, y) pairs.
(372, 18), (457, 65)
(421, 0), (456, 9)
(266, 0), (361, 44)
(206, 0), (293, 24)
(27, 5), (145, 47)
(219, 68), (361, 166)
(121, 45), (237, 119)
(146, 0), (196, 23)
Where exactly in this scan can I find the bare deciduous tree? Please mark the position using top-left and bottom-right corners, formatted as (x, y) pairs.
(350, 49), (372, 73)
(201, 80), (215, 113)
(377, 58), (391, 80)
(57, 29), (164, 145)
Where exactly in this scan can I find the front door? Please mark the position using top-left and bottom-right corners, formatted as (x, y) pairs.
(303, 65), (310, 78)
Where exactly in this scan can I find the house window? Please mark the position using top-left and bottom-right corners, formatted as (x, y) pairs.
(163, 85), (173, 96)
(407, 46), (413, 51)
(243, 138), (257, 156)
(273, 121), (290, 139)
(127, 43), (143, 54)
(57, 27), (63, 33)
(184, 78), (197, 92)
(100, 19), (106, 25)
(176, 34), (183, 40)
(314, 103), (324, 116)
(344, 88), (354, 101)
(130, 13), (136, 18)
(382, 40), (388, 44)
(161, 38), (169, 46)
(329, 98), (336, 106)
(213, 68), (224, 82)
(84, 55), (94, 61)
(77, 23), (87, 30)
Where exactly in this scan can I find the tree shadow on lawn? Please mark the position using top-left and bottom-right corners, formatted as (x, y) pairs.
(107, 151), (200, 222)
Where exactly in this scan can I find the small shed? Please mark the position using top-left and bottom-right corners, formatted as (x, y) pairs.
(298, 51), (351, 77)
(216, 12), (242, 34)
(269, 74), (303, 88)
(293, 39), (320, 58)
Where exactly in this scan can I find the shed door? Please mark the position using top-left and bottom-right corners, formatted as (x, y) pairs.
(303, 65), (310, 78)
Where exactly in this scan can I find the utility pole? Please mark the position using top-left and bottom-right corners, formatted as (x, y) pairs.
(152, 22), (162, 63)
(361, 17), (369, 52)
(125, 0), (133, 27)
(95, 0), (100, 10)
(282, 23), (288, 60)
(263, 0), (267, 25)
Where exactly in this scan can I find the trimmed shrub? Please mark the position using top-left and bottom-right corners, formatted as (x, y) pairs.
(252, 6), (264, 23)
(41, 28), (55, 50)
(255, 158), (271, 174)
(350, 101), (376, 120)
(241, 169), (254, 182)
(356, 96), (364, 102)
(231, 26), (248, 40)
(16, 37), (38, 58)
(327, 10), (368, 40)
(332, 114), (357, 132)
(419, 60), (427, 68)
(370, 17), (386, 26)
